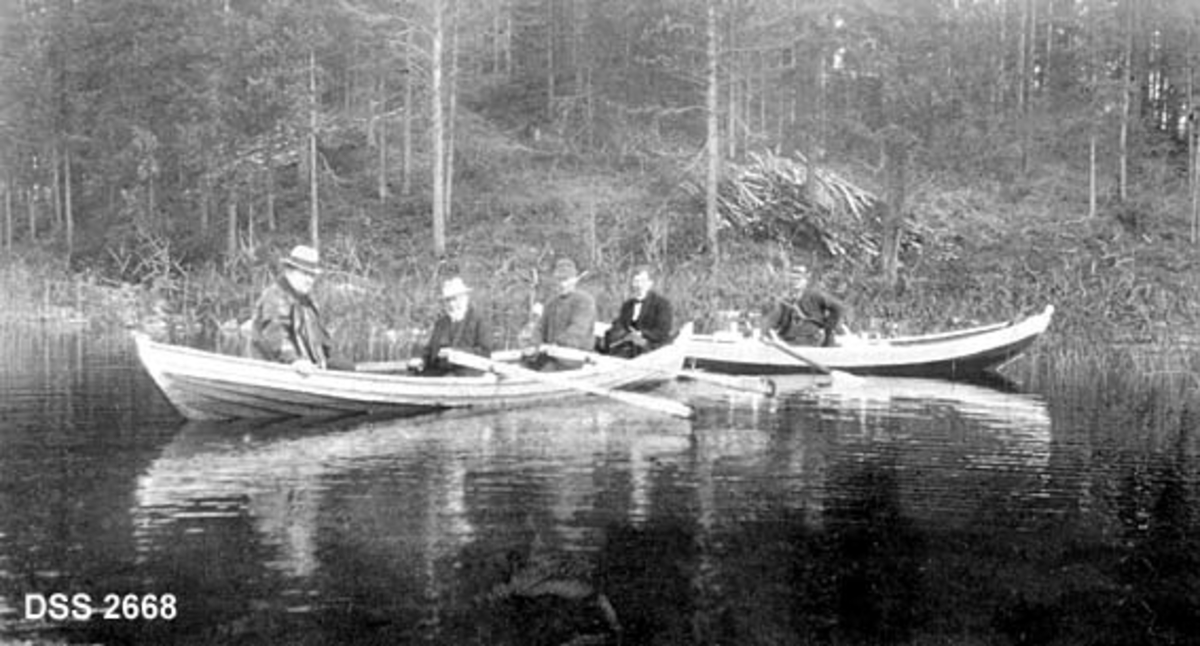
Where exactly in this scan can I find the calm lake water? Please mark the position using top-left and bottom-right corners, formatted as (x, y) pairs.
(1, 324), (1198, 645)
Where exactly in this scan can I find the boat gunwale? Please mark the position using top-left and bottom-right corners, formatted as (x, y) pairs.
(132, 330), (690, 420)
(682, 305), (1054, 376)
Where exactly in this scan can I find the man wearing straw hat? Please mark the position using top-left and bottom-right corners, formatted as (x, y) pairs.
(408, 276), (493, 376)
(761, 264), (847, 347)
(249, 244), (347, 372)
(525, 256), (596, 371)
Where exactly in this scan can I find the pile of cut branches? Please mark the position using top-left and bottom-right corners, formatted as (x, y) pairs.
(688, 150), (920, 265)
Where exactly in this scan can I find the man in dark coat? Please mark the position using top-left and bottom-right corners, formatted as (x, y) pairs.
(600, 265), (673, 358)
(524, 257), (597, 371)
(249, 244), (340, 373)
(409, 277), (494, 376)
(761, 265), (847, 347)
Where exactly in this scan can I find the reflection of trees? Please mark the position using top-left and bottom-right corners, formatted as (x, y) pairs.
(818, 458), (926, 643)
(122, 368), (1200, 645)
(0, 327), (166, 434)
(0, 327), (180, 642)
(599, 522), (696, 643)
(1105, 451), (1200, 644)
(690, 457), (926, 645)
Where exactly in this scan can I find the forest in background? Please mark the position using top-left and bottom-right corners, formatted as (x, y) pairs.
(3, 0), (1200, 345)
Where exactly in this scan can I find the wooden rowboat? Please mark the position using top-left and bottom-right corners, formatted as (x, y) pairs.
(132, 329), (690, 421)
(681, 305), (1054, 379)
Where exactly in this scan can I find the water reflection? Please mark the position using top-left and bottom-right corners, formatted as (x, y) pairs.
(121, 377), (1062, 643)
(129, 406), (694, 643)
(6, 324), (1200, 644)
(134, 408), (692, 581)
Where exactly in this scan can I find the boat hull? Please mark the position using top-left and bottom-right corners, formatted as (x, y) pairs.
(133, 333), (687, 421)
(683, 306), (1054, 379)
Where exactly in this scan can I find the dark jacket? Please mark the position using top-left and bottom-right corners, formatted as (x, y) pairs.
(419, 305), (493, 375)
(249, 277), (333, 366)
(762, 287), (847, 346)
(535, 290), (597, 351)
(602, 290), (673, 357)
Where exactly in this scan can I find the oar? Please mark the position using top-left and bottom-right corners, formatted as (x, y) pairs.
(354, 360), (410, 373)
(439, 349), (694, 419)
(354, 349), (534, 373)
(763, 331), (865, 386)
(540, 344), (776, 397)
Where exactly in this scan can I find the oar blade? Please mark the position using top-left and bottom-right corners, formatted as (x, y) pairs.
(826, 370), (865, 387)
(677, 369), (776, 397)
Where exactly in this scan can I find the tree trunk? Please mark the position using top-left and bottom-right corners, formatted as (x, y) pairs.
(227, 197), (238, 264)
(266, 167), (277, 231)
(200, 178), (210, 232)
(431, 0), (446, 257)
(52, 146), (62, 232)
(705, 0), (720, 261)
(148, 174), (156, 227)
(402, 28), (414, 196)
(27, 186), (35, 242)
(309, 48), (320, 250)
(1192, 60), (1199, 243)
(881, 131), (912, 288)
(1193, 126), (1199, 244)
(504, 7), (513, 75)
(1017, 0), (1028, 114)
(492, 6), (501, 74)
(993, 0), (1007, 116)
(376, 74), (388, 202)
(1090, 131), (1098, 219)
(726, 47), (737, 159)
(1018, 0), (1034, 175)
(758, 51), (767, 136)
(573, 0), (583, 95)
(444, 0), (460, 221)
(64, 144), (73, 261)
(546, 0), (555, 114)
(4, 180), (11, 253)
(1119, 0), (1133, 202)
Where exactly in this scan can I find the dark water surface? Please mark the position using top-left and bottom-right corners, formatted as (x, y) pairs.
(1, 325), (1198, 645)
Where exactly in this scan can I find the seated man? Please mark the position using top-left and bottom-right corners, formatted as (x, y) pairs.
(249, 244), (351, 372)
(761, 265), (847, 347)
(525, 257), (596, 371)
(599, 265), (673, 358)
(408, 277), (493, 376)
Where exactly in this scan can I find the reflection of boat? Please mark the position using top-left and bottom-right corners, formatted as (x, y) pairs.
(132, 331), (688, 420)
(133, 406), (694, 578)
(785, 375), (1053, 433)
(129, 380), (1063, 641)
(798, 376), (1056, 497)
(712, 375), (1057, 534)
(683, 305), (1054, 378)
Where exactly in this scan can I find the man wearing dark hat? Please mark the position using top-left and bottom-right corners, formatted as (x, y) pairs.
(600, 265), (673, 358)
(761, 265), (847, 347)
(527, 257), (596, 370)
(249, 244), (343, 372)
(408, 276), (493, 376)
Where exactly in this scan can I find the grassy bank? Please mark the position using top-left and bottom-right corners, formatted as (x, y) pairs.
(4, 161), (1199, 373)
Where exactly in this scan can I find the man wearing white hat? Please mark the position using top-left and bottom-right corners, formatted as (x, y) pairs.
(760, 264), (847, 347)
(250, 244), (341, 372)
(409, 276), (493, 376)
